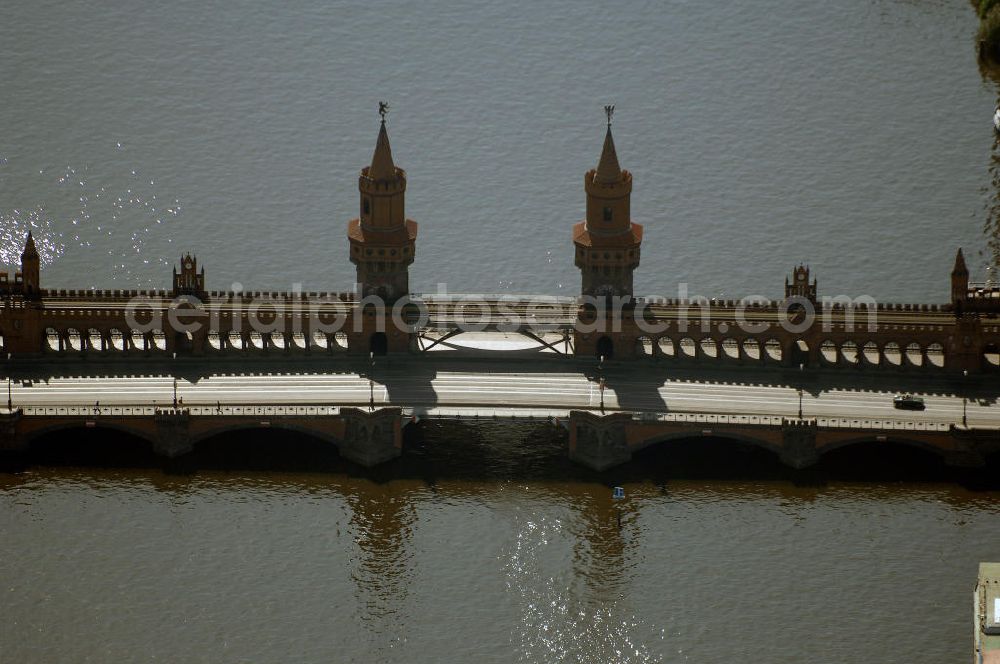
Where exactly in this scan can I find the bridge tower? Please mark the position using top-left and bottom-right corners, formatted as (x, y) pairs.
(573, 109), (646, 359)
(572, 110), (643, 299)
(951, 247), (969, 311)
(20, 232), (40, 300)
(346, 104), (418, 355)
(347, 106), (418, 304)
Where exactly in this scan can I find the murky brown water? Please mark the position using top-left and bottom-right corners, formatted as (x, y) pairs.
(2, 425), (999, 663)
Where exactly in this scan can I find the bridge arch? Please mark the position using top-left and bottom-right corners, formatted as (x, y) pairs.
(861, 341), (880, 366)
(635, 335), (654, 357)
(984, 342), (1000, 371)
(904, 342), (923, 368)
(927, 342), (945, 369)
(630, 431), (784, 460)
(817, 435), (948, 461)
(595, 335), (614, 359)
(189, 423), (343, 450)
(883, 341), (902, 367)
(22, 422), (158, 449)
(720, 337), (740, 361)
(678, 336), (696, 359)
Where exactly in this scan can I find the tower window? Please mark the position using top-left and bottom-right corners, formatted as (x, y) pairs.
(602, 207), (612, 222)
(363, 198), (371, 216)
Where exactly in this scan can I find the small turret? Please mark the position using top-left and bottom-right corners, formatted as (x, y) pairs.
(951, 248), (969, 310)
(20, 231), (40, 299)
(785, 264), (817, 303)
(172, 253), (205, 296)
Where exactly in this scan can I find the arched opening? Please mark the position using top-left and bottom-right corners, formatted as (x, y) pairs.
(820, 340), (838, 365)
(927, 342), (946, 369)
(657, 337), (675, 358)
(720, 338), (740, 360)
(635, 336), (653, 357)
(904, 342), (923, 367)
(108, 328), (125, 352)
(763, 338), (782, 362)
(370, 332), (389, 356)
(678, 337), (697, 359)
(44, 327), (61, 352)
(983, 343), (1000, 371)
(24, 427), (158, 468)
(311, 330), (329, 350)
(189, 428), (343, 472)
(816, 440), (945, 480)
(862, 341), (880, 366)
(66, 328), (82, 352)
(840, 340), (858, 365)
(742, 338), (761, 361)
(87, 328), (102, 351)
(699, 337), (718, 359)
(595, 335), (614, 359)
(883, 341), (902, 367)
(629, 435), (786, 480)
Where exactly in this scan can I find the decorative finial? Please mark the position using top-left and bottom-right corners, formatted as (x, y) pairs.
(604, 104), (615, 128)
(378, 101), (389, 123)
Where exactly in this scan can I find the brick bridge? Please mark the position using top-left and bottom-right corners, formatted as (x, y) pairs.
(0, 112), (997, 373)
(568, 410), (1000, 471)
(0, 405), (405, 468)
(1, 404), (997, 472)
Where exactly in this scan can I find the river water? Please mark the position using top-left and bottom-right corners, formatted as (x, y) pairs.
(2, 1), (1000, 662)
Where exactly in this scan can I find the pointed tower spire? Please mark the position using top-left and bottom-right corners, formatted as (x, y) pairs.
(952, 247), (968, 275)
(594, 126), (622, 184)
(21, 231), (38, 260)
(369, 101), (397, 181)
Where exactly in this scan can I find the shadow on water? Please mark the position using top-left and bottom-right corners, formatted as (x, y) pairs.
(4, 421), (1000, 492)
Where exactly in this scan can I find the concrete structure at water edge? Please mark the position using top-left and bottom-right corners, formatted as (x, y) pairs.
(975, 563), (1000, 664)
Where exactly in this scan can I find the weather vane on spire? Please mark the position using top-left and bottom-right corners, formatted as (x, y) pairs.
(604, 104), (615, 128)
(378, 101), (389, 123)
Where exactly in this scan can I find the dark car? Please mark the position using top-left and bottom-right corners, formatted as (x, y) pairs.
(893, 394), (925, 410)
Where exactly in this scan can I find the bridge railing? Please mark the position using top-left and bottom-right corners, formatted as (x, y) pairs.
(634, 411), (950, 432)
(19, 405), (342, 417)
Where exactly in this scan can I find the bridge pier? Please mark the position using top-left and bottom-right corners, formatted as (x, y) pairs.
(944, 426), (995, 468)
(338, 407), (403, 467)
(568, 410), (632, 471)
(779, 418), (820, 468)
(0, 409), (26, 453)
(154, 409), (193, 457)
